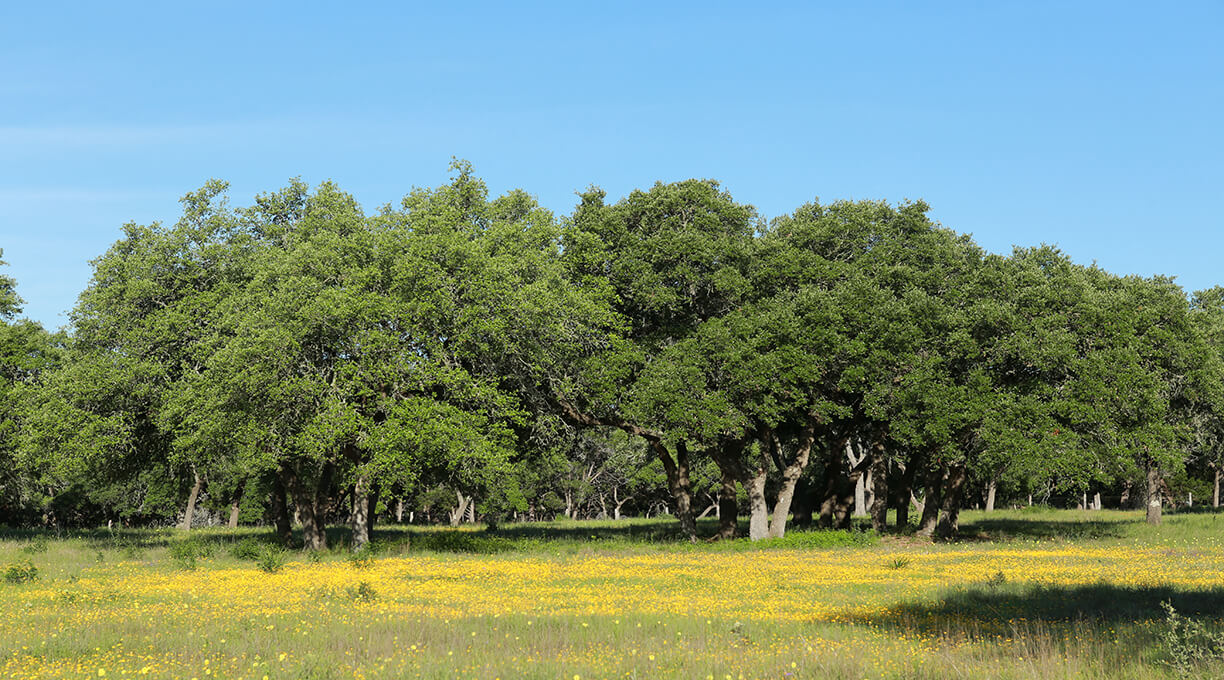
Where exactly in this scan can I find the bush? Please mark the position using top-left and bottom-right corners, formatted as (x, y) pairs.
(347, 548), (375, 570)
(345, 580), (377, 602)
(230, 538), (262, 561)
(256, 547), (287, 574)
(168, 539), (211, 571)
(20, 539), (48, 555)
(3, 561), (39, 584)
(1161, 601), (1224, 676)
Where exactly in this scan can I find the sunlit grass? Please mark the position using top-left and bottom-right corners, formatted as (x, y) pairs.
(2, 510), (1223, 678)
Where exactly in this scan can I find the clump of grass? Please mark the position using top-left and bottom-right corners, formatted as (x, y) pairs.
(230, 537), (262, 561)
(347, 547), (375, 570)
(985, 570), (1007, 587)
(3, 560), (39, 584)
(345, 580), (377, 602)
(886, 556), (912, 570)
(256, 546), (287, 574)
(168, 538), (212, 571)
(20, 538), (48, 555)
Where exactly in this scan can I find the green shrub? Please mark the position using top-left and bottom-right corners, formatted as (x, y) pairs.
(230, 538), (262, 561)
(345, 580), (377, 602)
(168, 540), (209, 571)
(3, 561), (39, 584)
(256, 546), (287, 574)
(1161, 601), (1224, 676)
(20, 539), (48, 555)
(347, 547), (375, 570)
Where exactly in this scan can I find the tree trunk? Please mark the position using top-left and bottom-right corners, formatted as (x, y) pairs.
(746, 464), (769, 541)
(869, 442), (889, 531)
(654, 441), (697, 541)
(894, 453), (919, 529)
(180, 470), (203, 530)
(396, 498), (404, 523)
(818, 437), (848, 528)
(935, 463), (967, 539)
(767, 426), (815, 539)
(1093, 492), (1102, 511)
(917, 466), (944, 538)
(351, 475), (370, 552)
(271, 471), (292, 547)
(450, 491), (469, 527)
(226, 480), (244, 529)
(985, 479), (997, 513)
(1215, 466), (1221, 509)
(717, 467), (738, 539)
(848, 439), (867, 517)
(288, 463), (333, 551)
(1146, 463), (1162, 525)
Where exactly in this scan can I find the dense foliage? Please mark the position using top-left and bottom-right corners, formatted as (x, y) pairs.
(3, 164), (1222, 541)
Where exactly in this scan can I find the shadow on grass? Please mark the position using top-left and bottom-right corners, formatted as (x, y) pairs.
(954, 517), (1128, 542)
(839, 581), (1224, 636)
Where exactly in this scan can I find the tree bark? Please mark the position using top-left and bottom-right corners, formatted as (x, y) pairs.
(1146, 462), (1162, 525)
(869, 442), (889, 531)
(817, 437), (848, 528)
(450, 491), (469, 527)
(935, 463), (967, 539)
(916, 465), (944, 537)
(180, 470), (203, 530)
(894, 451), (920, 528)
(271, 471), (293, 547)
(1215, 466), (1221, 509)
(227, 480), (245, 529)
(847, 439), (867, 517)
(287, 463), (333, 551)
(351, 474), (370, 551)
(767, 425), (815, 539)
(746, 464), (769, 541)
(984, 479), (997, 513)
(654, 441), (697, 541)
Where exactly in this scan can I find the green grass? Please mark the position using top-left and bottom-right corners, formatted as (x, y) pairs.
(2, 509), (1224, 678)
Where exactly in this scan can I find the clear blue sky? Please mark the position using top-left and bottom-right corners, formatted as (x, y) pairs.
(2, 2), (1221, 329)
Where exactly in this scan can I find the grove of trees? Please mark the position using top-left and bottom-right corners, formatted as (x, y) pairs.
(3, 163), (1222, 545)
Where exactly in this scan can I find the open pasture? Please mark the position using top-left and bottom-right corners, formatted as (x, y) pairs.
(3, 510), (1224, 679)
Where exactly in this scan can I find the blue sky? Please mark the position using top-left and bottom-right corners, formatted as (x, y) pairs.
(2, 1), (1221, 329)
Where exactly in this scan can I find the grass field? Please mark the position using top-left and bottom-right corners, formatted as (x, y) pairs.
(3, 509), (1224, 679)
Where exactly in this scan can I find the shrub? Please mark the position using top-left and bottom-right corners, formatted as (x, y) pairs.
(168, 540), (209, 571)
(20, 539), (48, 555)
(347, 548), (375, 570)
(256, 547), (287, 574)
(230, 538), (262, 561)
(1161, 601), (1224, 676)
(345, 580), (377, 602)
(3, 561), (39, 584)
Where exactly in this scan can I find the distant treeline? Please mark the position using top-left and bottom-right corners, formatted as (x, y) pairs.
(1, 162), (1222, 546)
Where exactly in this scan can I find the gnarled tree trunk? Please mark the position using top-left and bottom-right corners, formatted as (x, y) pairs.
(767, 425), (815, 539)
(916, 465), (944, 537)
(1146, 462), (1162, 525)
(935, 463), (967, 539)
(180, 470), (203, 531)
(984, 479), (997, 512)
(351, 474), (370, 551)
(654, 441), (696, 541)
(869, 441), (889, 531)
(271, 471), (293, 546)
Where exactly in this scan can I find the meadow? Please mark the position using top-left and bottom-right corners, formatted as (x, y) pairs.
(3, 509), (1224, 679)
